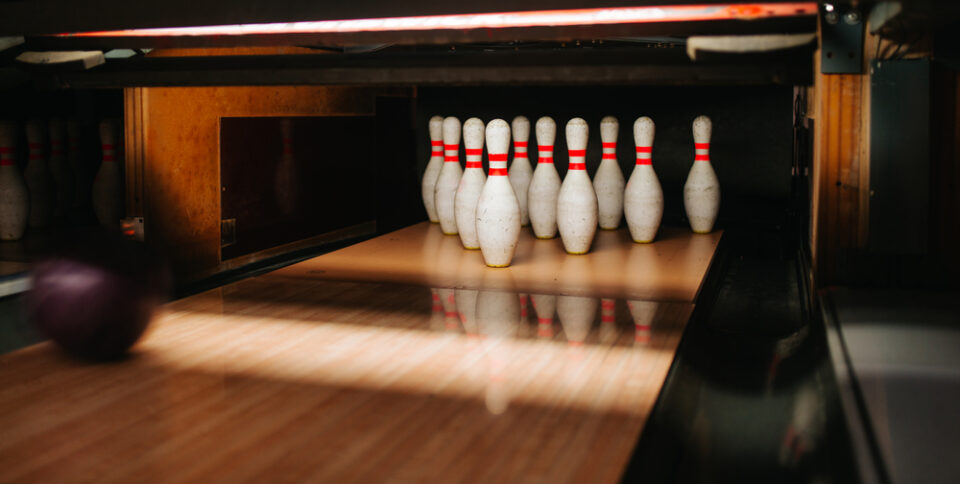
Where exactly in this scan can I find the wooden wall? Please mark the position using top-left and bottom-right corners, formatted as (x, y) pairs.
(125, 79), (401, 278)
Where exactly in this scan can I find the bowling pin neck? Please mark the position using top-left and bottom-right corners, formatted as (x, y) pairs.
(538, 144), (554, 164)
(430, 140), (443, 157)
(0, 145), (13, 166)
(50, 139), (64, 157)
(601, 142), (616, 161)
(102, 142), (116, 163)
(465, 148), (483, 169)
(636, 146), (652, 165)
(443, 143), (459, 163)
(282, 134), (293, 156)
(488, 153), (508, 176)
(694, 142), (710, 162)
(28, 141), (43, 162)
(513, 141), (527, 158)
(567, 148), (586, 171)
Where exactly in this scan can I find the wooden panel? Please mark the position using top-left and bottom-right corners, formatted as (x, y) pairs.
(0, 224), (707, 482)
(273, 222), (722, 302)
(129, 84), (395, 277)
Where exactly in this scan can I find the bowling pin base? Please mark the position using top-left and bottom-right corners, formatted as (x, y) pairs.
(464, 246), (480, 250)
(442, 231), (459, 236)
(429, 220), (439, 224)
(692, 229), (713, 234)
(565, 250), (589, 255)
(633, 239), (654, 244)
(485, 263), (511, 268)
(534, 235), (556, 240)
(599, 226), (619, 231)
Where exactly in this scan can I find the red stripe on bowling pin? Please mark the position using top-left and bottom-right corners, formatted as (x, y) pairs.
(514, 141), (528, 158)
(694, 142), (710, 162)
(568, 147), (586, 170)
(444, 143), (459, 162)
(465, 146), (483, 169)
(602, 141), (616, 160)
(538, 144), (553, 164)
(488, 151), (508, 176)
(636, 146), (652, 165)
(0, 146), (13, 166)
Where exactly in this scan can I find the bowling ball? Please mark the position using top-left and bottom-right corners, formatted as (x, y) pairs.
(27, 234), (171, 361)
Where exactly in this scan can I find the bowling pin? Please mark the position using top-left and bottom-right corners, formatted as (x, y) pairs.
(531, 293), (556, 339)
(92, 119), (122, 229)
(437, 287), (461, 332)
(683, 115), (720, 233)
(508, 116), (533, 226)
(274, 118), (297, 216)
(434, 117), (462, 235)
(476, 119), (521, 268)
(428, 288), (445, 331)
(599, 298), (618, 344)
(624, 116), (664, 243)
(455, 288), (480, 336)
(475, 288), (520, 414)
(455, 118), (486, 250)
(557, 118), (598, 255)
(527, 117), (561, 239)
(557, 295), (597, 346)
(421, 115), (444, 223)
(24, 120), (55, 228)
(0, 122), (28, 240)
(627, 300), (659, 345)
(593, 116), (625, 230)
(47, 118), (75, 219)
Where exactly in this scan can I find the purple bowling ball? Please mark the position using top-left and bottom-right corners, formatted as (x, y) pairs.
(28, 235), (170, 361)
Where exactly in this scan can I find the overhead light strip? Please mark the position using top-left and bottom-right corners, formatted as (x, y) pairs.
(57, 3), (817, 38)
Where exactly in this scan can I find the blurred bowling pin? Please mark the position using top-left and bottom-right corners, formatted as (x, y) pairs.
(593, 116), (625, 230)
(428, 288), (444, 330)
(435, 117), (462, 235)
(531, 293), (557, 339)
(557, 118), (598, 254)
(598, 298), (618, 344)
(476, 119), (520, 268)
(528, 117), (560, 239)
(0, 122), (28, 240)
(455, 118), (486, 250)
(92, 119), (122, 229)
(24, 120), (55, 228)
(518, 293), (529, 322)
(683, 115), (720, 233)
(421, 115), (444, 223)
(437, 288), (461, 332)
(627, 299), (659, 345)
(47, 118), (75, 218)
(624, 116), (664, 243)
(557, 295), (597, 346)
(476, 288), (520, 414)
(456, 288), (480, 336)
(509, 116), (533, 226)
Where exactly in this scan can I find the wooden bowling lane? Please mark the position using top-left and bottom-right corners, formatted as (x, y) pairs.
(0, 275), (691, 483)
(271, 221), (722, 301)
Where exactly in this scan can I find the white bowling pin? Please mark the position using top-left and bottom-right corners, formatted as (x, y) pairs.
(593, 116), (625, 230)
(421, 115), (444, 223)
(47, 118), (75, 218)
(624, 116), (664, 243)
(455, 118), (487, 250)
(24, 120), (55, 228)
(476, 119), (521, 267)
(531, 293), (557, 339)
(683, 115), (720, 233)
(435, 117), (463, 235)
(627, 299), (659, 345)
(557, 118), (598, 255)
(0, 122), (28, 240)
(508, 116), (533, 226)
(557, 295), (598, 346)
(527, 117), (561, 239)
(92, 119), (123, 229)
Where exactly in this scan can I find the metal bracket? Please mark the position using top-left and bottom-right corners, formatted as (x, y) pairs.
(820, 3), (865, 74)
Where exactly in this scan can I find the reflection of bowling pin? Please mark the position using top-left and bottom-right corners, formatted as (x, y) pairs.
(24, 120), (55, 228)
(531, 293), (556, 339)
(476, 119), (521, 268)
(683, 115), (720, 233)
(47, 118), (75, 218)
(509, 116), (533, 226)
(455, 118), (486, 250)
(0, 122), (28, 240)
(557, 118), (598, 254)
(624, 116), (664, 243)
(598, 298), (618, 344)
(437, 288), (460, 332)
(518, 293), (529, 322)
(528, 117), (560, 239)
(476, 289), (520, 414)
(428, 288), (445, 330)
(455, 288), (480, 336)
(593, 116), (625, 230)
(274, 118), (297, 216)
(421, 115), (444, 223)
(435, 117), (462, 235)
(92, 119), (122, 229)
(557, 295), (597, 346)
(627, 299), (659, 345)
